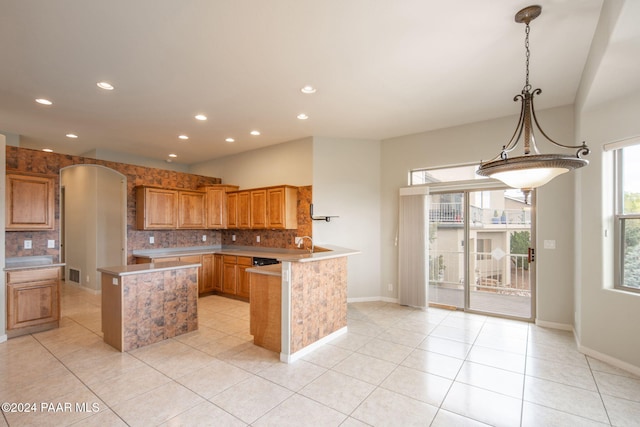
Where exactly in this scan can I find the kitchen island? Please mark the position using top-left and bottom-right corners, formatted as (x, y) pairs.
(99, 261), (200, 352)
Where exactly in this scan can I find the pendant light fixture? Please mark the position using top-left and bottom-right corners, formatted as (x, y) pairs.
(476, 5), (589, 191)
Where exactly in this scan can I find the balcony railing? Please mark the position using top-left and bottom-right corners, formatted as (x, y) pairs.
(429, 203), (531, 226)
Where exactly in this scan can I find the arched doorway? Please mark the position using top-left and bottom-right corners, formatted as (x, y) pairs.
(60, 165), (126, 292)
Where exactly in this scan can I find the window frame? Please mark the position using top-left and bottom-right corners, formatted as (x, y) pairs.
(613, 146), (640, 293)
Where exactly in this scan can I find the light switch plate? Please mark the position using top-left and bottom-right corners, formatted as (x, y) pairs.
(47, 240), (55, 248)
(24, 240), (32, 249)
(543, 240), (556, 249)
(149, 236), (154, 244)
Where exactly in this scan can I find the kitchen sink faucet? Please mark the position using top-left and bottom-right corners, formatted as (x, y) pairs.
(298, 236), (314, 253)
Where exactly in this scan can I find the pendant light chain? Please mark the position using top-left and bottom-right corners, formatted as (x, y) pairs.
(524, 23), (531, 92)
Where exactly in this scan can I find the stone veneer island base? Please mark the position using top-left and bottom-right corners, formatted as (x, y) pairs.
(99, 261), (200, 352)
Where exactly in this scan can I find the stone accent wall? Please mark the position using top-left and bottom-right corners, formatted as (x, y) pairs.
(289, 257), (348, 353)
(121, 266), (199, 351)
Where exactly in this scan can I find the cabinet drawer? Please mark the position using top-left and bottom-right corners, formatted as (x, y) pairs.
(223, 255), (237, 264)
(7, 267), (59, 284)
(237, 256), (253, 266)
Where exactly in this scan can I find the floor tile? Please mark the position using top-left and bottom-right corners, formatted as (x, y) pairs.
(418, 335), (471, 359)
(160, 401), (246, 427)
(299, 370), (376, 415)
(112, 381), (205, 427)
(523, 375), (609, 423)
(351, 387), (438, 426)
(253, 394), (346, 426)
(332, 352), (397, 385)
(401, 348), (464, 379)
(456, 361), (524, 398)
(257, 359), (326, 391)
(466, 344), (526, 374)
(587, 356), (640, 379)
(381, 365), (452, 406)
(175, 358), (251, 399)
(430, 324), (479, 344)
(301, 341), (352, 368)
(526, 355), (598, 391)
(601, 394), (640, 427)
(521, 401), (609, 427)
(431, 409), (492, 426)
(593, 370), (640, 402)
(209, 376), (293, 424)
(442, 382), (522, 427)
(355, 337), (414, 364)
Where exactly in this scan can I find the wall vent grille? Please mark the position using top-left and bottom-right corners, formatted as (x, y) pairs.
(69, 268), (81, 283)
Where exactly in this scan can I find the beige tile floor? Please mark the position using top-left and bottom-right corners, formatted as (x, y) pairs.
(1, 282), (640, 426)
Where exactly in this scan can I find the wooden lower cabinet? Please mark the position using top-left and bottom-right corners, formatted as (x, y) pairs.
(200, 254), (214, 294)
(213, 254), (223, 292)
(221, 255), (252, 299)
(6, 267), (61, 336)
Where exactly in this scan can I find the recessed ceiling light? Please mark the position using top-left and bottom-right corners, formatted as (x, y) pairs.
(178, 135), (189, 140)
(250, 130), (261, 136)
(225, 138), (235, 143)
(195, 114), (207, 121)
(297, 113), (309, 120)
(42, 148), (53, 152)
(66, 133), (78, 139)
(301, 85), (316, 94)
(169, 153), (177, 158)
(97, 81), (114, 90)
(35, 98), (53, 105)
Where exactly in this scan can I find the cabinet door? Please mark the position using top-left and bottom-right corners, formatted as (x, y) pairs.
(7, 280), (59, 330)
(236, 256), (253, 298)
(267, 186), (298, 229)
(6, 173), (55, 230)
(237, 191), (251, 229)
(200, 254), (214, 294)
(250, 189), (267, 229)
(222, 256), (238, 294)
(213, 254), (223, 291)
(136, 187), (178, 230)
(226, 192), (238, 228)
(178, 190), (206, 229)
(204, 185), (238, 229)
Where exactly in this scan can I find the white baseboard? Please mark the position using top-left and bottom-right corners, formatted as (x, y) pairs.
(0, 334), (7, 344)
(534, 319), (573, 331)
(347, 296), (398, 303)
(576, 340), (640, 377)
(280, 326), (347, 363)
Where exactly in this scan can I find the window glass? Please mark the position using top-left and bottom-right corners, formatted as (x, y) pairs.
(616, 144), (640, 291)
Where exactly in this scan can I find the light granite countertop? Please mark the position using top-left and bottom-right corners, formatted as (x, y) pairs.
(132, 244), (360, 263)
(98, 261), (202, 277)
(4, 256), (65, 272)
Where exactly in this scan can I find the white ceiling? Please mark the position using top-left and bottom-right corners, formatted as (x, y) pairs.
(0, 0), (606, 165)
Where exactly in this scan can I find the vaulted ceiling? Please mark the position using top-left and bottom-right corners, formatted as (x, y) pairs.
(0, 0), (609, 165)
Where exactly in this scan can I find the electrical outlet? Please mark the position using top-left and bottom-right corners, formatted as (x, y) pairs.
(47, 240), (55, 248)
(388, 283), (393, 291)
(24, 240), (32, 249)
(202, 235), (207, 242)
(256, 235), (261, 243)
(232, 234), (236, 242)
(149, 236), (155, 244)
(112, 278), (118, 285)
(86, 275), (90, 283)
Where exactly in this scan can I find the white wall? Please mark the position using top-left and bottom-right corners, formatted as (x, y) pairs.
(380, 106), (577, 325)
(189, 137), (313, 188)
(572, 0), (640, 371)
(312, 137), (381, 300)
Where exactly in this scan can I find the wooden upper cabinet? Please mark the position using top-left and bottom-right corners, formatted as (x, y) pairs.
(201, 185), (239, 229)
(6, 173), (55, 230)
(226, 192), (239, 228)
(237, 191), (251, 229)
(177, 190), (206, 229)
(136, 186), (178, 230)
(267, 186), (298, 229)
(250, 189), (267, 229)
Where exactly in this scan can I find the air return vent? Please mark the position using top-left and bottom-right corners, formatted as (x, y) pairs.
(69, 268), (81, 283)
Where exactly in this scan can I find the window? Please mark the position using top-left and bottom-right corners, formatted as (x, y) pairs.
(476, 238), (492, 260)
(615, 143), (640, 292)
(410, 164), (487, 186)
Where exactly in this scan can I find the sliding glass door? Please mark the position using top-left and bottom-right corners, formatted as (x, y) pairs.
(427, 187), (534, 320)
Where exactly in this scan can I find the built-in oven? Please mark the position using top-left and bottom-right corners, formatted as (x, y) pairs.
(252, 257), (280, 266)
